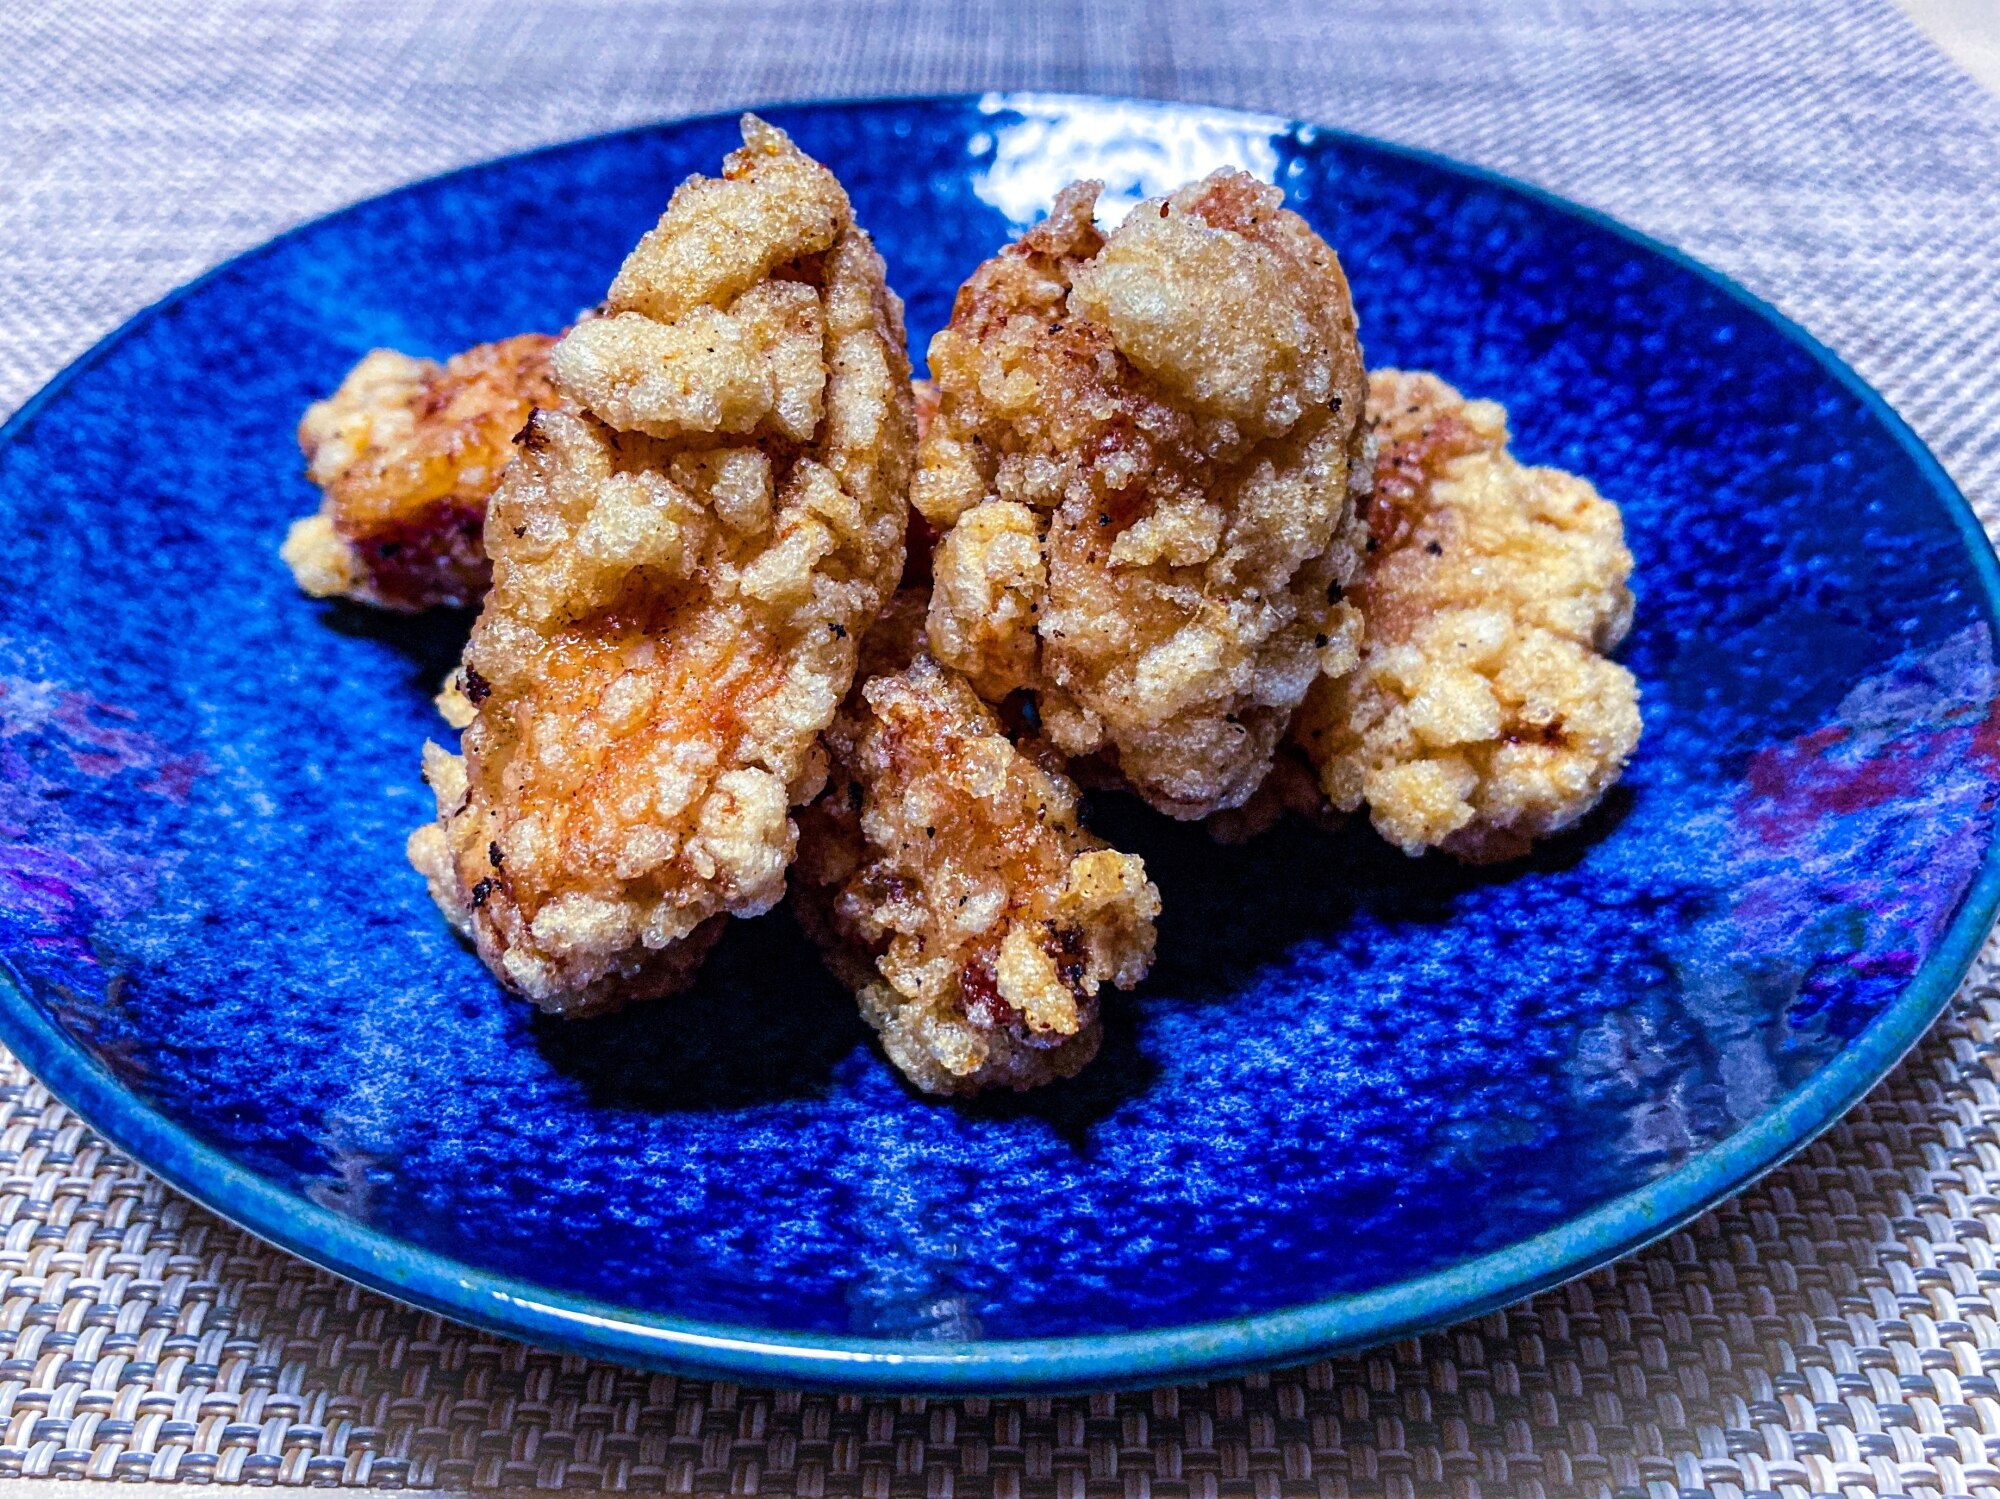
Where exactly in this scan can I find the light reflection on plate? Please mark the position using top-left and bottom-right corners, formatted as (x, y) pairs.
(973, 93), (1285, 227)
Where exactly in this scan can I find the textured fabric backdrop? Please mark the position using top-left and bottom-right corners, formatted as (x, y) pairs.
(10, 0), (2000, 519)
(7, 2), (2000, 1494)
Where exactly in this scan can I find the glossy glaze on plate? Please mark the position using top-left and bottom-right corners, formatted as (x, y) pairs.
(1, 95), (1996, 1390)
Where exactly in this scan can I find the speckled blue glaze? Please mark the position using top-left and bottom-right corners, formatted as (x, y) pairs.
(2, 96), (1997, 1392)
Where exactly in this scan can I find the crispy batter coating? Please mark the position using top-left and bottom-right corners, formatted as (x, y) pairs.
(290, 348), (939, 617)
(283, 335), (560, 610)
(409, 117), (915, 1013)
(915, 173), (1369, 818)
(794, 592), (1160, 1094)
(1294, 370), (1640, 863)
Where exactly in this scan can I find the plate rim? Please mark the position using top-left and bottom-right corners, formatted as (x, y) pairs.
(3, 90), (1997, 1394)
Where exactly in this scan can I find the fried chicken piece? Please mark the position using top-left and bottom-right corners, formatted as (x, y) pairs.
(408, 117), (915, 1013)
(914, 173), (1370, 819)
(911, 377), (940, 440)
(795, 593), (1159, 1094)
(1294, 370), (1640, 863)
(290, 354), (935, 619)
(283, 334), (561, 610)
(1200, 747), (1336, 845)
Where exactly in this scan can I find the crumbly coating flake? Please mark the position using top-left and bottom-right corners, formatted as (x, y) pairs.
(603, 116), (848, 325)
(1294, 369), (1641, 862)
(794, 593), (1159, 1094)
(915, 173), (1369, 818)
(414, 117), (915, 1013)
(284, 335), (561, 611)
(926, 499), (1046, 702)
(552, 282), (826, 443)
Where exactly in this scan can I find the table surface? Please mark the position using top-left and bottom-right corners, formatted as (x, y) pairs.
(1898, 0), (2000, 92)
(9, 2), (2000, 1494)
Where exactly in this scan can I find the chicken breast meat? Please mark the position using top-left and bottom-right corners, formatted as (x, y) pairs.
(914, 172), (1371, 820)
(1294, 369), (1641, 863)
(283, 334), (562, 611)
(408, 116), (917, 1013)
(794, 593), (1160, 1094)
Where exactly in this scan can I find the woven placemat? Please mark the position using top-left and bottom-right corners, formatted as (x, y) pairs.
(0, 939), (1993, 1495)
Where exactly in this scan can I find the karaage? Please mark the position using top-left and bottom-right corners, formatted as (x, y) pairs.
(794, 593), (1160, 1093)
(915, 172), (1369, 819)
(408, 116), (916, 1013)
(1294, 370), (1640, 863)
(284, 334), (560, 611)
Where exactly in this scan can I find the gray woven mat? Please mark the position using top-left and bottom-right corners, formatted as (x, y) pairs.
(8, 0), (2000, 1493)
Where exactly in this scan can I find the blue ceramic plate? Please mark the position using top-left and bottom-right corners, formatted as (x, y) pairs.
(3, 94), (1997, 1393)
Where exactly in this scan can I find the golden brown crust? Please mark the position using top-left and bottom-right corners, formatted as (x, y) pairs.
(410, 116), (916, 1013)
(794, 592), (1159, 1094)
(1294, 370), (1641, 862)
(285, 335), (561, 611)
(915, 173), (1369, 819)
